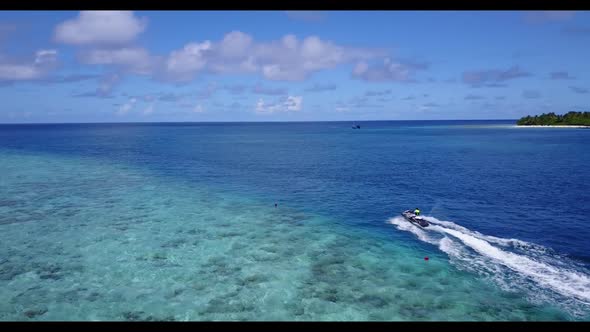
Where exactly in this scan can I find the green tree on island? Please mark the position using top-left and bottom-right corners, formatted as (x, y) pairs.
(517, 111), (590, 126)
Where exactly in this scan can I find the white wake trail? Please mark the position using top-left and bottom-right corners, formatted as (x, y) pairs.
(388, 215), (590, 316)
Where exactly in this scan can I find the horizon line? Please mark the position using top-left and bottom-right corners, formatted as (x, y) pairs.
(0, 119), (519, 125)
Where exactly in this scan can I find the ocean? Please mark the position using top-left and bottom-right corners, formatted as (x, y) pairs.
(1, 120), (589, 320)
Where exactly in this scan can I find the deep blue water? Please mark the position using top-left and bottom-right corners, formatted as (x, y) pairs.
(2, 120), (589, 260)
(1, 120), (589, 320)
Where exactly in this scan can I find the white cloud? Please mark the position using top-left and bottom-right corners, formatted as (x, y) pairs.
(162, 41), (211, 82)
(218, 31), (253, 58)
(54, 11), (146, 45)
(462, 66), (531, 87)
(79, 47), (156, 75)
(255, 99), (266, 113)
(193, 104), (204, 113)
(53, 11), (152, 91)
(97, 73), (121, 97)
(353, 62), (369, 76)
(143, 103), (154, 115)
(117, 98), (137, 115)
(418, 102), (440, 112)
(0, 49), (58, 81)
(285, 96), (302, 111)
(282, 34), (298, 50)
(34, 49), (58, 65)
(352, 57), (427, 82)
(74, 73), (120, 98)
(260, 64), (305, 81)
(252, 35), (368, 81)
(0, 64), (42, 80)
(65, 29), (384, 83)
(255, 95), (302, 114)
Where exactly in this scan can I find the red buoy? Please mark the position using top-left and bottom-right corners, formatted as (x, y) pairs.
(424, 257), (429, 261)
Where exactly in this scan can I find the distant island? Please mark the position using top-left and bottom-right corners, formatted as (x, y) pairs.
(517, 111), (590, 126)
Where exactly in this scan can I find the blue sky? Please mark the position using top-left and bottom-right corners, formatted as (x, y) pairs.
(0, 10), (588, 123)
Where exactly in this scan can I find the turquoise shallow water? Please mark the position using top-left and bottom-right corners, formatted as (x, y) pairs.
(0, 151), (579, 321)
(1, 121), (589, 320)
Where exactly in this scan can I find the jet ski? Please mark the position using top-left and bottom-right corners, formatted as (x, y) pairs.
(402, 210), (429, 227)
